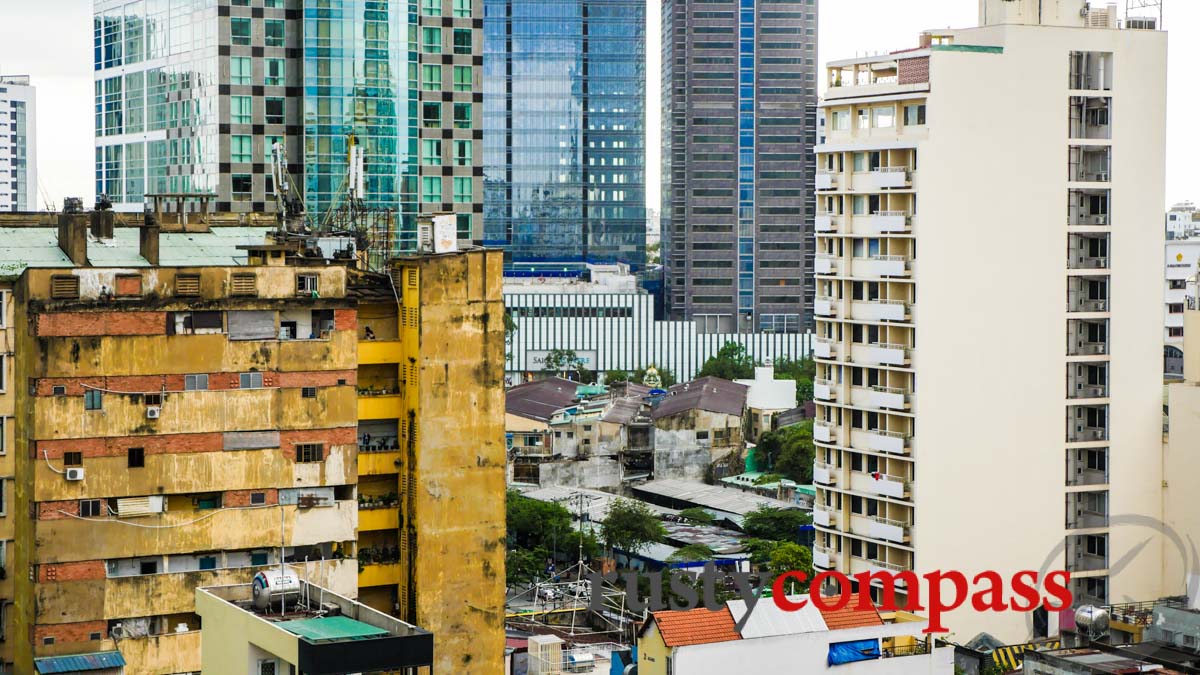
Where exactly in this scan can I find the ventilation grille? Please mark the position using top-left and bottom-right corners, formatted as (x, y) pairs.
(231, 273), (257, 296)
(50, 275), (80, 300)
(175, 274), (200, 297)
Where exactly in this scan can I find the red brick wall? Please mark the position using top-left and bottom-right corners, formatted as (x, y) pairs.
(223, 488), (280, 507)
(277, 369), (357, 388)
(279, 427), (357, 460)
(37, 311), (167, 337)
(35, 620), (107, 645)
(898, 57), (929, 85)
(115, 275), (143, 296)
(38, 432), (225, 459)
(334, 309), (357, 331)
(38, 500), (81, 520)
(38, 560), (106, 582)
(34, 370), (353, 396)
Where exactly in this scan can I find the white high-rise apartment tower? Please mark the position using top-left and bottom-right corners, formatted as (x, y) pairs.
(812, 0), (1167, 642)
(0, 76), (36, 211)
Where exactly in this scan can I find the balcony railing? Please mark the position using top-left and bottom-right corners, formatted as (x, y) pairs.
(1068, 426), (1107, 442)
(360, 435), (400, 453)
(1068, 552), (1109, 572)
(814, 337), (837, 359)
(358, 380), (401, 397)
(884, 642), (932, 658)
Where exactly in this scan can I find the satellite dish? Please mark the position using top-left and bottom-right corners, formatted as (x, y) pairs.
(1075, 605), (1110, 639)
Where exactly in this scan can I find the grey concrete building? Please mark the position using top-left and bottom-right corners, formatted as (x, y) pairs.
(0, 76), (36, 212)
(661, 0), (818, 333)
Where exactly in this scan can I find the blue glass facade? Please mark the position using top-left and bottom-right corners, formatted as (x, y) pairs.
(737, 0), (755, 315)
(483, 0), (646, 267)
(302, 0), (414, 230)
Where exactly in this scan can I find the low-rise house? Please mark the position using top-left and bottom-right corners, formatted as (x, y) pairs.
(735, 364), (798, 441)
(637, 592), (954, 674)
(651, 377), (748, 481)
(505, 377), (580, 482)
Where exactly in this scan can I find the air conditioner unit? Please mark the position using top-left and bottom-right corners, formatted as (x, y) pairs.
(146, 407), (161, 419)
(65, 468), (85, 481)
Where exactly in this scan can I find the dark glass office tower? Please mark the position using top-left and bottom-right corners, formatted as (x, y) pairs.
(662, 0), (817, 332)
(483, 0), (646, 267)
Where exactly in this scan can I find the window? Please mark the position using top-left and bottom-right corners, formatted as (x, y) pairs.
(232, 174), (252, 202)
(296, 444), (324, 463)
(139, 559), (158, 575)
(302, 387), (317, 399)
(456, 213), (472, 239)
(51, 275), (80, 299)
(454, 102), (472, 129)
(265, 19), (285, 47)
(904, 103), (926, 126)
(144, 393), (162, 406)
(65, 451), (83, 467)
(453, 176), (472, 203)
(250, 492), (267, 505)
(0, 417), (5, 454)
(265, 135), (283, 161)
(199, 556), (217, 570)
(453, 28), (472, 54)
(0, 290), (6, 328)
(231, 18), (252, 46)
(1169, 279), (1187, 290)
(265, 58), (285, 86)
(454, 0), (470, 16)
(240, 372), (264, 389)
(422, 64), (441, 91)
(84, 390), (103, 411)
(231, 57), (252, 85)
(422, 0), (440, 15)
(1169, 303), (1184, 314)
(831, 110), (849, 131)
(231, 96), (252, 124)
(422, 102), (441, 128)
(454, 65), (472, 91)
(128, 447), (145, 468)
(422, 139), (442, 165)
(80, 499), (103, 517)
(265, 97), (284, 125)
(871, 106), (894, 128)
(1169, 326), (1184, 337)
(422, 176), (442, 203)
(259, 660), (278, 675)
(250, 552), (269, 566)
(185, 374), (209, 391)
(231, 135), (252, 163)
(453, 139), (471, 166)
(696, 430), (710, 441)
(52, 386), (66, 396)
(422, 27), (441, 53)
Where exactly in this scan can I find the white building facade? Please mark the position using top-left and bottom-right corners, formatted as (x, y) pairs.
(1164, 238), (1200, 375)
(505, 266), (811, 383)
(0, 76), (36, 212)
(813, 0), (1168, 642)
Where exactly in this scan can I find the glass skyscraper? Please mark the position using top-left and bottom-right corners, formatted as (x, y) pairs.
(483, 0), (646, 267)
(661, 0), (818, 332)
(92, 0), (482, 248)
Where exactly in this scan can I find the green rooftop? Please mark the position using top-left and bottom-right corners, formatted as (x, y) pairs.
(275, 615), (390, 643)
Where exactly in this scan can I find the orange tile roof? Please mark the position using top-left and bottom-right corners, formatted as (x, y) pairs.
(650, 608), (742, 647)
(816, 592), (884, 630)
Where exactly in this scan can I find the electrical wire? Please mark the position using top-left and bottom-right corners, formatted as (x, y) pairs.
(54, 503), (278, 529)
(42, 448), (65, 475)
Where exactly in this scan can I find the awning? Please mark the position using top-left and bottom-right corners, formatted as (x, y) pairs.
(828, 639), (881, 666)
(992, 641), (1060, 671)
(34, 651), (127, 673)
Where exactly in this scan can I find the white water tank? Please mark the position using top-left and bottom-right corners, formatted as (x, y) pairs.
(252, 570), (301, 611)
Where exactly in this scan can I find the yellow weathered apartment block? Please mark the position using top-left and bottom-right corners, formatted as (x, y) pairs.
(0, 212), (505, 674)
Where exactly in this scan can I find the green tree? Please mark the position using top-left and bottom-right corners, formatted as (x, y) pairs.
(741, 505), (811, 544)
(541, 348), (596, 384)
(507, 490), (572, 550)
(773, 357), (815, 406)
(768, 542), (813, 593)
(506, 546), (548, 585)
(601, 499), (667, 555)
(667, 543), (716, 563)
(605, 370), (631, 385)
(740, 538), (778, 566)
(677, 507), (715, 525)
(504, 309), (517, 361)
(698, 342), (759, 380)
(753, 420), (815, 484)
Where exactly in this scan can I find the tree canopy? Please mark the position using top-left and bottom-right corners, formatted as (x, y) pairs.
(741, 505), (811, 544)
(752, 420), (815, 484)
(542, 348), (596, 384)
(601, 498), (667, 555)
(605, 365), (677, 388)
(697, 342), (758, 380)
(678, 507), (715, 525)
(768, 542), (813, 593)
(667, 543), (716, 563)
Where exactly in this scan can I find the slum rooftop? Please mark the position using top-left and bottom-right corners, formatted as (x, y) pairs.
(633, 478), (802, 517)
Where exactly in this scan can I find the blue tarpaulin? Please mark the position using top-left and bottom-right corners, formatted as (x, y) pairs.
(828, 639), (881, 666)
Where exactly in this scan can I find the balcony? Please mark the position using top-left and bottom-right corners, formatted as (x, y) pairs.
(814, 461), (837, 485)
(815, 296), (839, 317)
(850, 556), (909, 583)
(851, 513), (911, 544)
(860, 167), (910, 190)
(1068, 277), (1109, 313)
(1069, 189), (1110, 227)
(814, 337), (837, 359)
(1068, 550), (1109, 573)
(851, 343), (909, 366)
(853, 429), (911, 455)
(358, 561), (403, 587)
(1067, 450), (1109, 486)
(817, 172), (838, 190)
(814, 505), (838, 527)
(1067, 363), (1108, 399)
(814, 421), (836, 444)
(1069, 425), (1107, 442)
(359, 505), (400, 532)
(852, 255), (910, 278)
(1068, 233), (1110, 270)
(851, 300), (908, 322)
(816, 213), (840, 232)
(852, 471), (909, 499)
(357, 339), (403, 365)
(814, 379), (836, 401)
(1070, 96), (1112, 140)
(851, 385), (909, 411)
(813, 546), (835, 570)
(815, 255), (840, 275)
(1068, 319), (1108, 356)
(871, 211), (911, 234)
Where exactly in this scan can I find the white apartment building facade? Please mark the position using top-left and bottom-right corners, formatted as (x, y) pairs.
(0, 76), (36, 212)
(1166, 202), (1198, 240)
(1164, 238), (1200, 376)
(812, 0), (1167, 642)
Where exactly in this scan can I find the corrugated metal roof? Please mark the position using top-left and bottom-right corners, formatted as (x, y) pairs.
(34, 650), (127, 673)
(652, 377), (747, 420)
(633, 479), (801, 517)
(506, 377), (581, 423)
(0, 227), (271, 277)
(728, 596), (827, 639)
(277, 615), (390, 642)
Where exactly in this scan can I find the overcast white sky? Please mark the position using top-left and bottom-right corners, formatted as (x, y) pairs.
(0, 1), (1194, 209)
